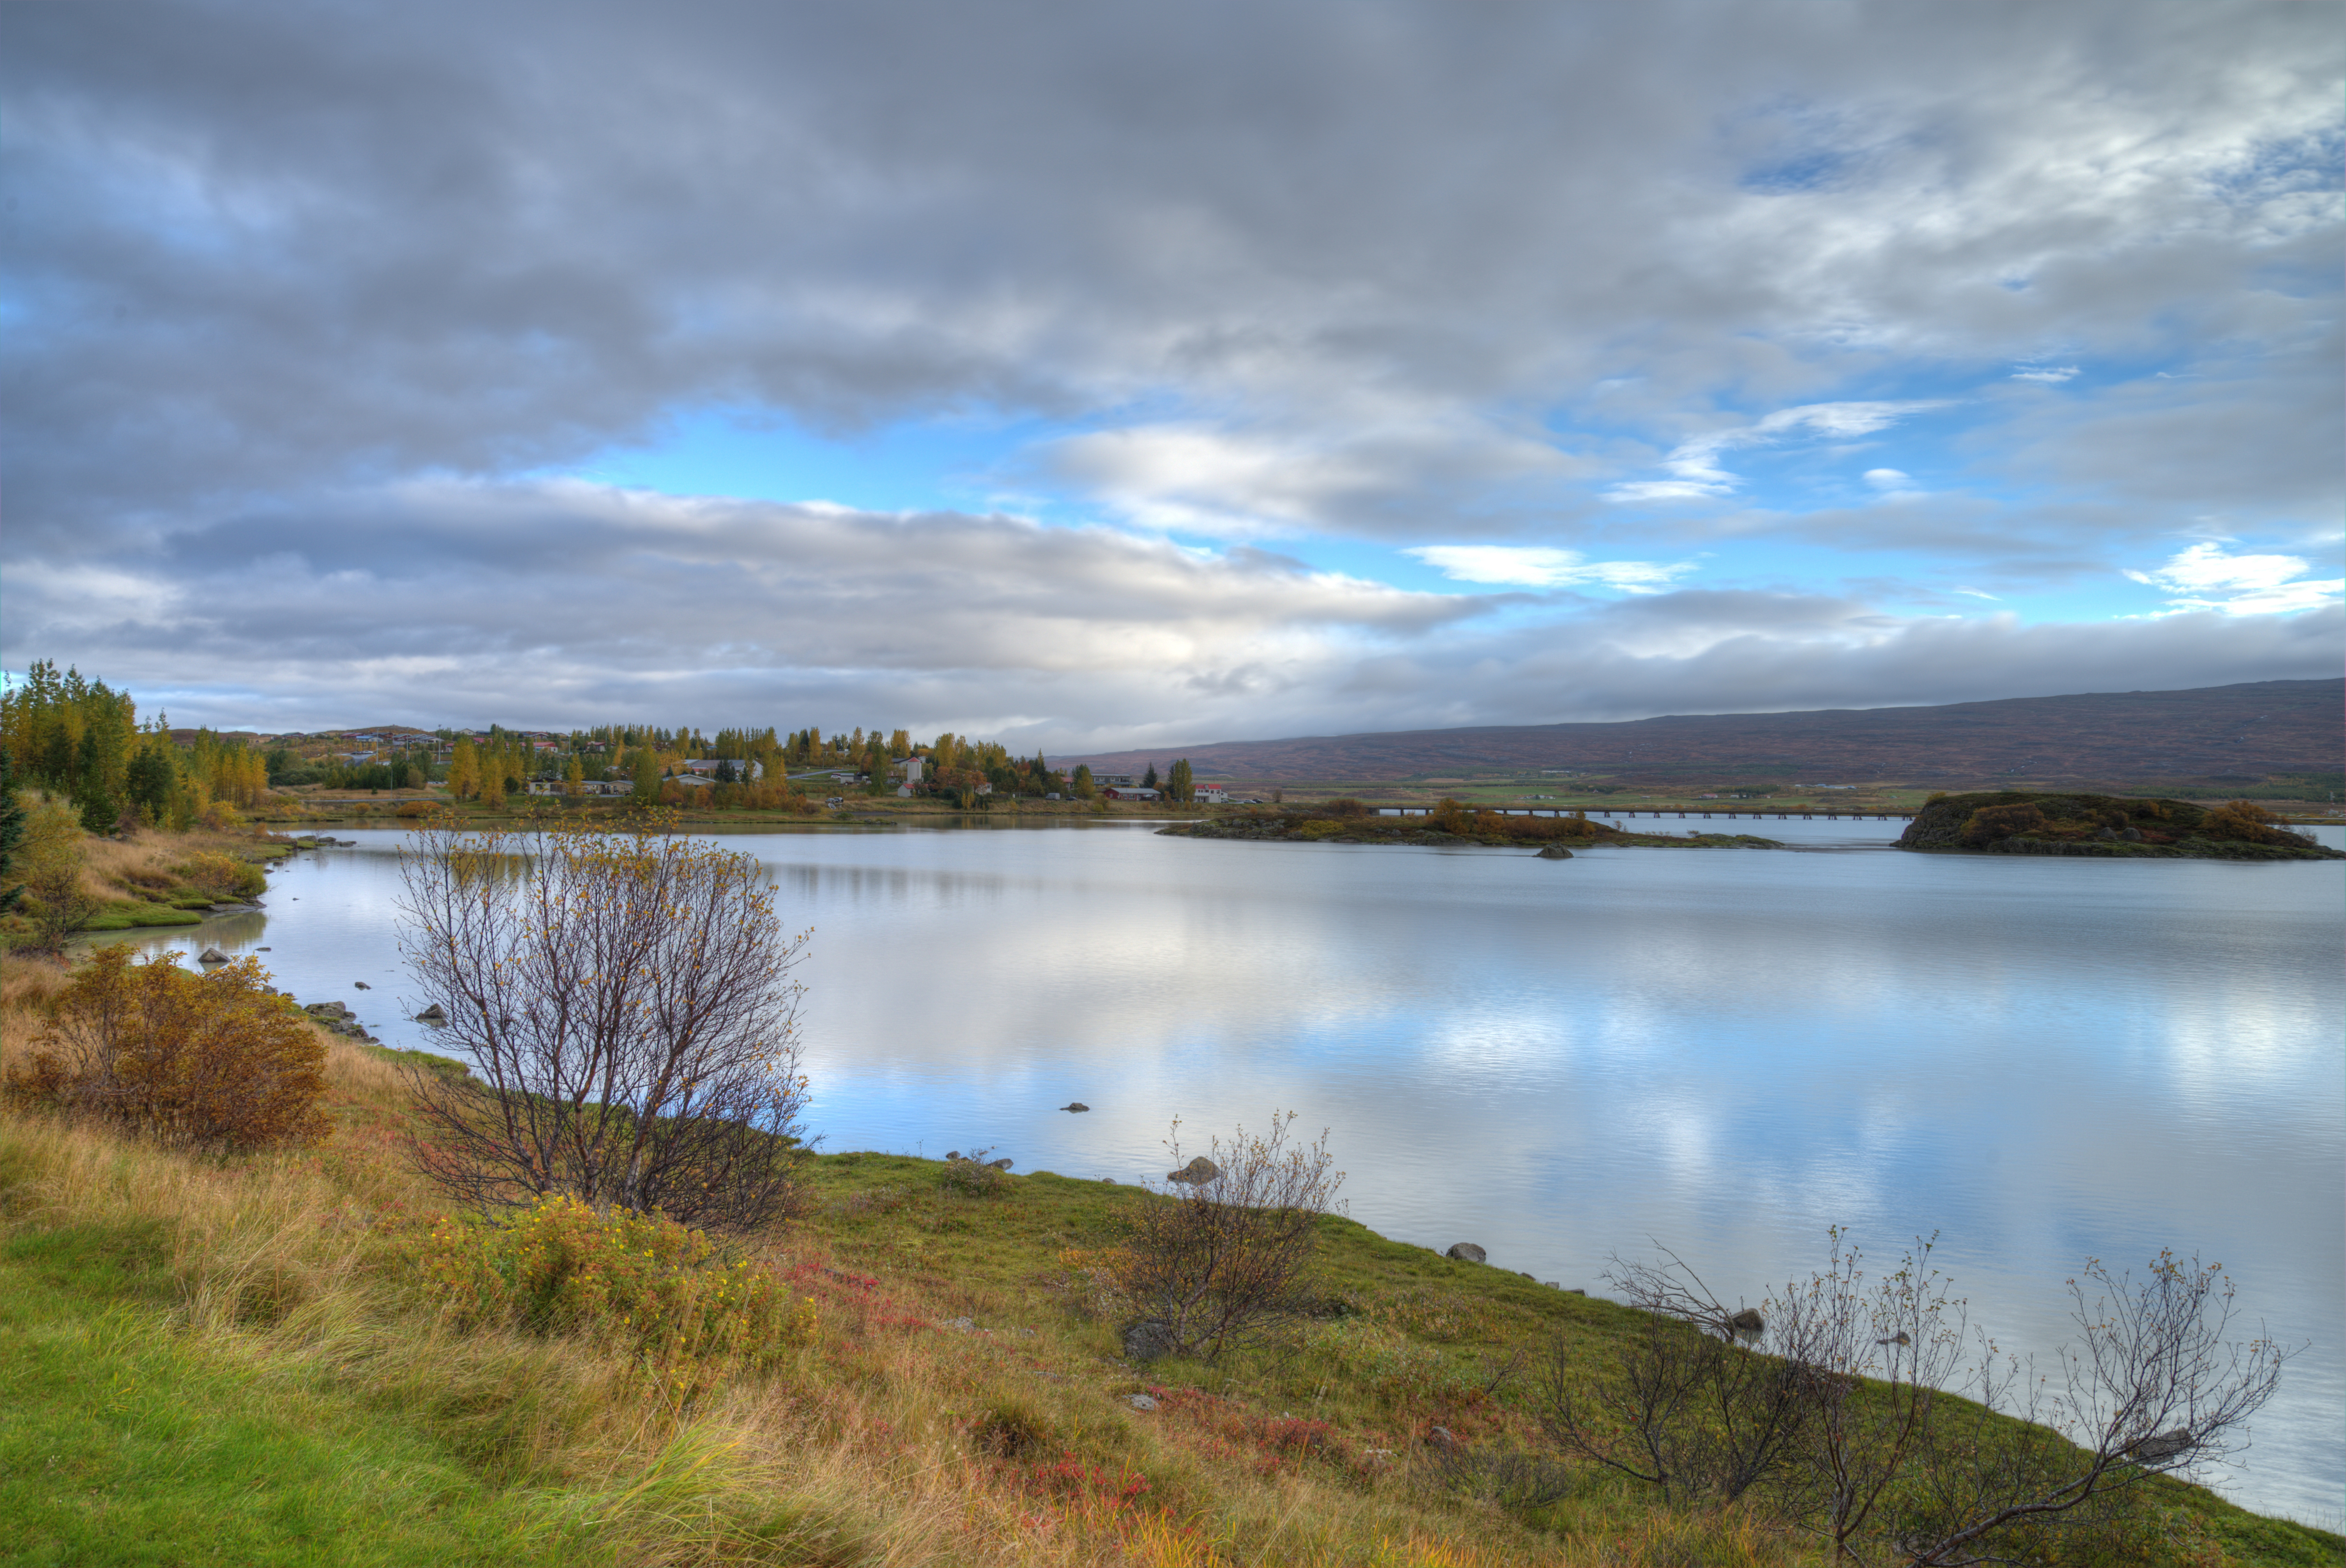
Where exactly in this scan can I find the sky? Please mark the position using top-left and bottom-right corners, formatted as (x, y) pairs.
(3, 0), (2339, 751)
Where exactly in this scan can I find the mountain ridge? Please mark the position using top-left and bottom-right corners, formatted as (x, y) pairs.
(1060, 678), (2345, 788)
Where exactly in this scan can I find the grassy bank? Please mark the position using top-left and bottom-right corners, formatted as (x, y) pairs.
(0, 955), (2335, 1566)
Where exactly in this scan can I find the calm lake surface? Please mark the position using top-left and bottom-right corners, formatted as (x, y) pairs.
(108, 818), (2346, 1522)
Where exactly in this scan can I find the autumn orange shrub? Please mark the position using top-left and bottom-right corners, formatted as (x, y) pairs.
(2197, 799), (2304, 847)
(420, 1194), (817, 1403)
(3, 944), (328, 1150)
(1960, 802), (2050, 845)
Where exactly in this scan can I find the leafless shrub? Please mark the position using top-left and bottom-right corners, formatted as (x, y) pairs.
(1546, 1231), (2290, 1565)
(1875, 1250), (2289, 1567)
(1539, 1248), (1810, 1504)
(1112, 1112), (1345, 1361)
(397, 815), (812, 1232)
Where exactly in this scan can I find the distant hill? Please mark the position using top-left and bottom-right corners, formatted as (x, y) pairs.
(1062, 679), (2344, 790)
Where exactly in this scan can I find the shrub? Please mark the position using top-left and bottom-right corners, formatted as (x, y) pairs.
(420, 1194), (816, 1404)
(1960, 803), (2049, 846)
(177, 849), (267, 900)
(3, 944), (329, 1151)
(1113, 1112), (1345, 1361)
(398, 817), (813, 1231)
(2196, 800), (2305, 847)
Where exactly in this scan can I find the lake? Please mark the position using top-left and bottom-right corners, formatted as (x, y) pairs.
(101, 817), (2346, 1522)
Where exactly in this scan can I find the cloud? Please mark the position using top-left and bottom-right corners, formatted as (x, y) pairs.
(1406, 546), (1695, 592)
(2125, 542), (2344, 617)
(2012, 366), (2080, 383)
(1, 3), (2339, 742)
(1608, 402), (1947, 502)
(6, 479), (2335, 746)
(1863, 468), (1913, 489)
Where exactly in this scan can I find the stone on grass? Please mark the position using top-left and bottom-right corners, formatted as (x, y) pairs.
(1124, 1393), (1159, 1412)
(1445, 1243), (1487, 1264)
(1166, 1156), (1222, 1186)
(1728, 1307), (1765, 1335)
(1122, 1319), (1177, 1363)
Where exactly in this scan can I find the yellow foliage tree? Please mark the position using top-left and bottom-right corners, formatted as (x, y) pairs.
(447, 739), (481, 799)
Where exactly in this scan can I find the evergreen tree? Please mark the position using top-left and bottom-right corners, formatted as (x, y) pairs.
(1142, 762), (1159, 790)
(1167, 758), (1194, 803)
(125, 733), (179, 823)
(1072, 764), (1097, 799)
(0, 744), (25, 914)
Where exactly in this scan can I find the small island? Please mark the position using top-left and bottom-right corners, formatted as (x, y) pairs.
(1897, 792), (2345, 860)
(1161, 798), (1780, 851)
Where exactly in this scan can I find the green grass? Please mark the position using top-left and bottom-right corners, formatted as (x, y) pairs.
(80, 901), (206, 932)
(0, 1224), (582, 1567)
(798, 1153), (2346, 1566)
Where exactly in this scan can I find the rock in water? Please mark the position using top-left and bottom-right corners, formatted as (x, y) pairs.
(416, 1003), (448, 1022)
(197, 948), (229, 964)
(988, 1157), (1014, 1171)
(1122, 1320), (1177, 1362)
(1062, 1101), (1090, 1112)
(1166, 1156), (1222, 1185)
(354, 981), (370, 989)
(1729, 1307), (1765, 1335)
(1537, 845), (1575, 859)
(1445, 1243), (1488, 1264)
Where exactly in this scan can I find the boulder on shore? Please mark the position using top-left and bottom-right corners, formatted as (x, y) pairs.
(1445, 1243), (1487, 1264)
(1166, 1156), (1222, 1186)
(196, 948), (229, 964)
(1536, 845), (1575, 859)
(416, 1003), (448, 1023)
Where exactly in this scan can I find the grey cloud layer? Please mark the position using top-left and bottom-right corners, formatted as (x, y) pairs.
(11, 484), (2333, 743)
(5, 0), (2336, 540)
(4, 2), (2337, 735)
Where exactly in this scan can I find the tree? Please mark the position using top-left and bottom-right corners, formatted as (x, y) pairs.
(1113, 1112), (1344, 1361)
(396, 817), (813, 1231)
(17, 801), (99, 952)
(1072, 764), (1097, 800)
(630, 746), (663, 804)
(1141, 762), (1159, 790)
(447, 739), (481, 800)
(1167, 759), (1194, 804)
(0, 744), (25, 914)
(3, 945), (329, 1151)
(125, 734), (180, 825)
